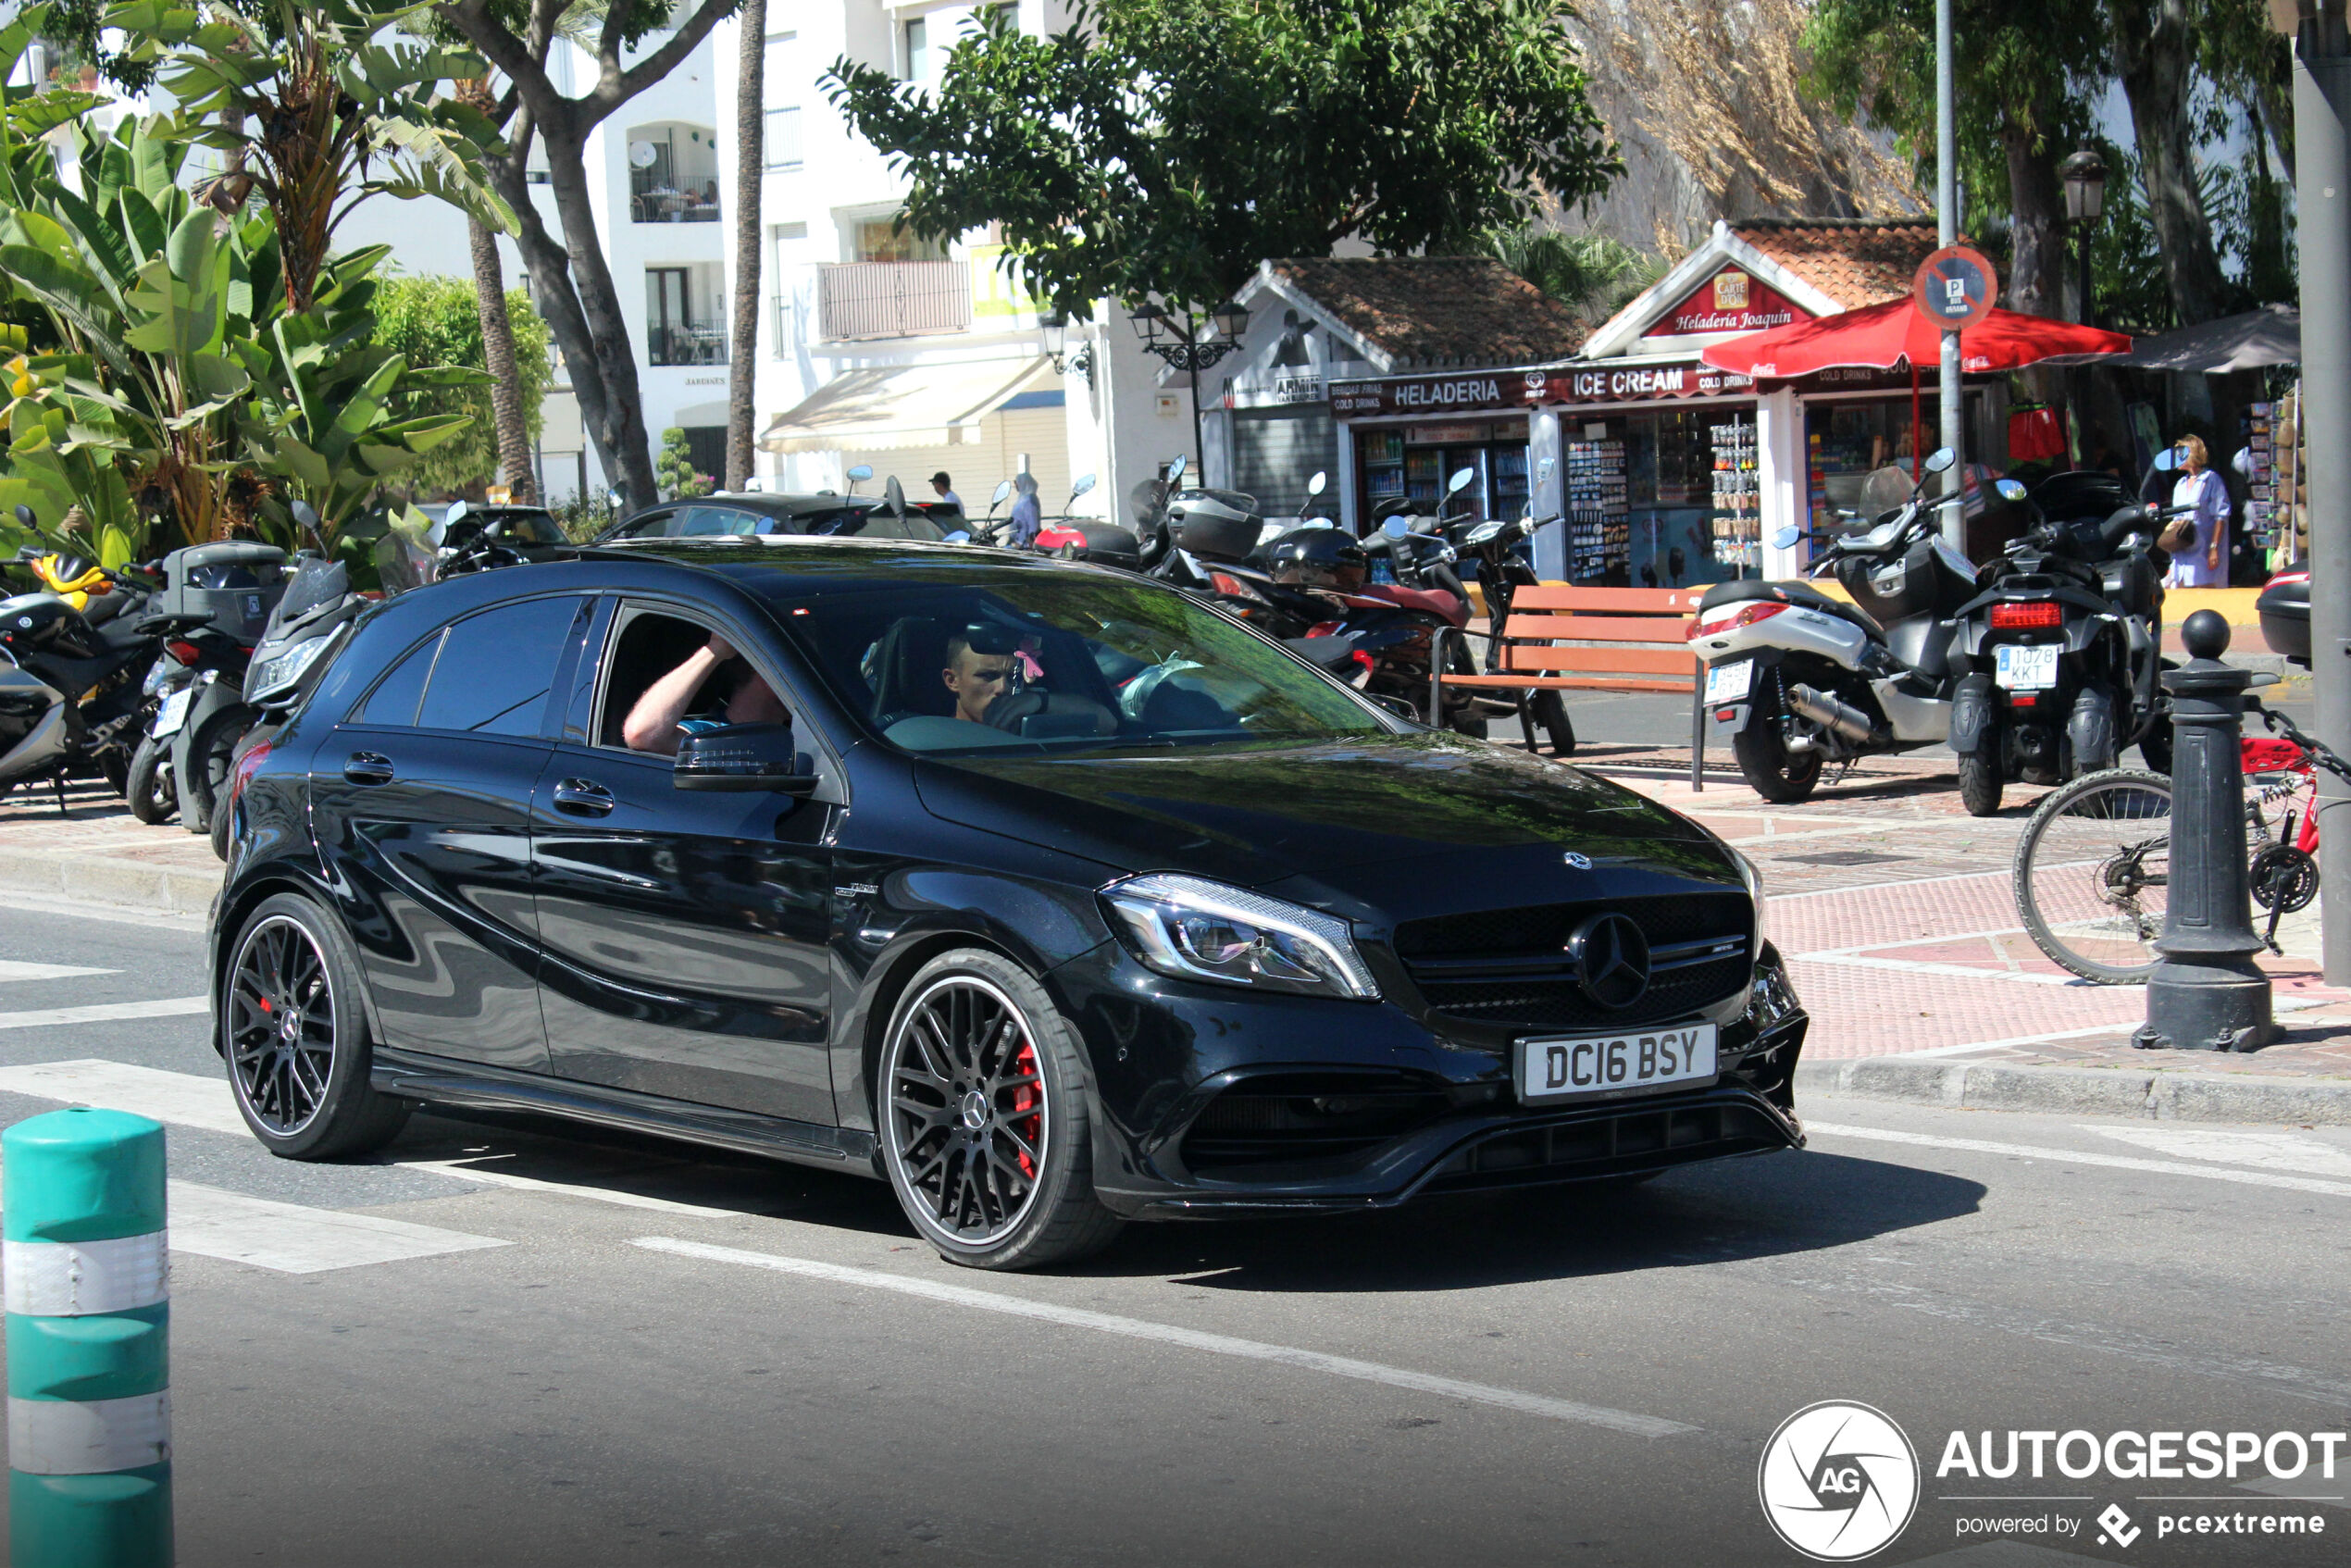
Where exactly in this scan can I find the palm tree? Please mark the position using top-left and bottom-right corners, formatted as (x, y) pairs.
(1486, 226), (1662, 322)
(726, 0), (766, 491)
(458, 79), (538, 501)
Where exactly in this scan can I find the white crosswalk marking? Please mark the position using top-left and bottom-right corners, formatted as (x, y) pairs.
(0, 1059), (246, 1135)
(0, 998), (208, 1031)
(0, 960), (118, 983)
(2082, 1126), (2351, 1179)
(1809, 1122), (2351, 1199)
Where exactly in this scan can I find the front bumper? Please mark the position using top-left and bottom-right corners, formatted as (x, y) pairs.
(1057, 941), (1809, 1220)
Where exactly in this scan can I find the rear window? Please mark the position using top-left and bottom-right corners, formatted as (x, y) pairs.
(351, 632), (440, 727)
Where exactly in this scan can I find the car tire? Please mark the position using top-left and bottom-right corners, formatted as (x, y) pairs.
(221, 893), (412, 1159)
(180, 702), (255, 836)
(876, 949), (1123, 1271)
(1731, 699), (1821, 803)
(1957, 749), (2004, 816)
(124, 737), (175, 825)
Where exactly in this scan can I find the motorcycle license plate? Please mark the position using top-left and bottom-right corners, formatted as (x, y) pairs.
(151, 688), (193, 739)
(1995, 644), (2060, 691)
(1704, 660), (1754, 703)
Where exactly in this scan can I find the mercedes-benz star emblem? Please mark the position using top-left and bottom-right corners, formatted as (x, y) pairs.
(1561, 851), (1593, 870)
(1564, 912), (1650, 1010)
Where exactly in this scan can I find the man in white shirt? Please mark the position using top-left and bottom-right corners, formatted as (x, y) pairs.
(929, 472), (963, 512)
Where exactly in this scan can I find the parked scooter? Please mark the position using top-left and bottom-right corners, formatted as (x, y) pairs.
(1692, 447), (1977, 803)
(127, 538), (289, 833)
(1452, 497), (1576, 754)
(1943, 464), (2176, 813)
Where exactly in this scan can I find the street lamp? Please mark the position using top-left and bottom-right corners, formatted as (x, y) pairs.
(2060, 148), (2108, 328)
(1039, 308), (1092, 388)
(1129, 298), (1250, 479)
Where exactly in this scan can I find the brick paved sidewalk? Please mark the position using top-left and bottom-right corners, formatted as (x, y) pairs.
(0, 777), (222, 914)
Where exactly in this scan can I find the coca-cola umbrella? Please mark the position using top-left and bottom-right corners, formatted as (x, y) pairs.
(1701, 298), (2132, 477)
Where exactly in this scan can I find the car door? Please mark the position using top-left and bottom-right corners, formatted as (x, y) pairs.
(312, 592), (590, 1072)
(529, 598), (843, 1124)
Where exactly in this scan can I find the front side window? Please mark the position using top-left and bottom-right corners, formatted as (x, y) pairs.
(772, 575), (1386, 755)
(595, 609), (792, 755)
(416, 596), (578, 737)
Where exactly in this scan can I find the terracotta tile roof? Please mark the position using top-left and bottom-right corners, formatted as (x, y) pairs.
(1732, 219), (1947, 309)
(1267, 256), (1591, 367)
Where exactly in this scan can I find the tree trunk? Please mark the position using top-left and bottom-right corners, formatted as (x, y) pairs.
(526, 124), (658, 508)
(2001, 109), (2069, 322)
(2109, 0), (2229, 326)
(468, 214), (540, 503)
(727, 0), (765, 492)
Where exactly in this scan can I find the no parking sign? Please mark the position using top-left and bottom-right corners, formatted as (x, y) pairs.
(1913, 245), (1998, 330)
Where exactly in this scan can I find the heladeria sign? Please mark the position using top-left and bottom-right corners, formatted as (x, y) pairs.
(1642, 267), (1811, 339)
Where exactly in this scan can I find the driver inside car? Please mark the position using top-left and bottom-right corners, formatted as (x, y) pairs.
(942, 632), (1017, 724)
(622, 633), (790, 755)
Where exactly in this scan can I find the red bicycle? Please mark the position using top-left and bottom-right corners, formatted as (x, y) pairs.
(2010, 703), (2342, 984)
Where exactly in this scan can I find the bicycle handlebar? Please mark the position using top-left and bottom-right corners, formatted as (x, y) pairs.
(2257, 703), (2351, 781)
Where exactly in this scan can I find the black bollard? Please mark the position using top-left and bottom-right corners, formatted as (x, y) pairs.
(2133, 610), (2277, 1052)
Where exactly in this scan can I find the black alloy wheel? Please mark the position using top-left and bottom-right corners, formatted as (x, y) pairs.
(223, 894), (411, 1157)
(878, 951), (1121, 1270)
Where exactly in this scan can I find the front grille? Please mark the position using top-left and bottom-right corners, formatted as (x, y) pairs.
(1425, 1100), (1790, 1190)
(1393, 893), (1751, 1030)
(1181, 1073), (1450, 1173)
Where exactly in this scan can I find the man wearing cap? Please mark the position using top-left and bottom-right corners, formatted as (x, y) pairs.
(929, 472), (963, 512)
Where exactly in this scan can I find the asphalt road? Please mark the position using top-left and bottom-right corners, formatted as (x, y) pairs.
(1, 898), (2345, 1567)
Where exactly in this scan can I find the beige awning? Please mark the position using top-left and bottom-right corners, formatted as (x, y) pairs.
(758, 358), (1053, 454)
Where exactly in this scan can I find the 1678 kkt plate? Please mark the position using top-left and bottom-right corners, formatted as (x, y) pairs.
(1515, 1024), (1719, 1106)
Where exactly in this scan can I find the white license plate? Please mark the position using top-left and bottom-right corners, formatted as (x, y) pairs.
(1995, 644), (2060, 691)
(1704, 660), (1753, 703)
(151, 688), (193, 739)
(1516, 1024), (1718, 1105)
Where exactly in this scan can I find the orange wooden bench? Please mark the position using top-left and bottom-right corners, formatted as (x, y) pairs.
(1433, 584), (1712, 782)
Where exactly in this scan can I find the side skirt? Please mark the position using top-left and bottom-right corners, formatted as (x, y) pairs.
(371, 1047), (881, 1176)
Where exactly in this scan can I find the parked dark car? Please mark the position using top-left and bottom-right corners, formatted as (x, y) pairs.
(598, 492), (953, 544)
(207, 541), (1806, 1270)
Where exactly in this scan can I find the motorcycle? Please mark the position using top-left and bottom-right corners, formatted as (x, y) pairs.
(126, 538), (289, 833)
(1452, 498), (1576, 755)
(1945, 464), (2175, 814)
(1691, 447), (1977, 803)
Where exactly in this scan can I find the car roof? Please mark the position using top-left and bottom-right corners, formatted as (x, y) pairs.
(556, 537), (1104, 601)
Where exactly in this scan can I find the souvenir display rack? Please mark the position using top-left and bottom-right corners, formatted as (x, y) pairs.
(1565, 439), (1629, 579)
(1709, 418), (1759, 573)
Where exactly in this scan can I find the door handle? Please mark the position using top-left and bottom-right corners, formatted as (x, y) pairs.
(552, 778), (615, 815)
(343, 752), (395, 786)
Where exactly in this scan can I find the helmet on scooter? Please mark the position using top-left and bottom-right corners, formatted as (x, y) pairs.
(1263, 528), (1367, 593)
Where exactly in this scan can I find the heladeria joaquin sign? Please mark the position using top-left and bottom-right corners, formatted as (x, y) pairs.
(1641, 267), (1811, 339)
(1329, 361), (1751, 417)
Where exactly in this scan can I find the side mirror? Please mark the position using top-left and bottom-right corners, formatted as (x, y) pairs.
(884, 475), (905, 517)
(672, 723), (820, 795)
(1770, 526), (1802, 550)
(990, 479), (1014, 505)
(847, 464), (874, 482)
(1069, 472), (1098, 500)
(1306, 471), (1327, 497)
(606, 488), (624, 510)
(291, 499), (319, 529)
(1996, 478), (2028, 503)
(443, 500), (468, 530)
(1924, 447), (1956, 475)
(1447, 467), (1476, 494)
(1536, 456), (1556, 482)
(2153, 447), (2181, 473)
(1382, 517), (1410, 539)
(1167, 454), (1188, 484)
(12, 504), (32, 529)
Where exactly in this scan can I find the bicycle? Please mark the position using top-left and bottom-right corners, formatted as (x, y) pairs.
(2010, 703), (2338, 984)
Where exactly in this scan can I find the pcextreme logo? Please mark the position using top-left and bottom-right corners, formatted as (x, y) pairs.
(1758, 1401), (1922, 1562)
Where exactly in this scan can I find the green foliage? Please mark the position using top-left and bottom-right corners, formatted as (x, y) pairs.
(654, 427), (710, 500)
(824, 0), (1621, 315)
(2081, 145), (2182, 331)
(1485, 227), (1660, 321)
(370, 272), (552, 495)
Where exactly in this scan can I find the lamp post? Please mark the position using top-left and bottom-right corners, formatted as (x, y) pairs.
(1040, 308), (1093, 389)
(2059, 148), (2107, 327)
(2273, 0), (2351, 983)
(1129, 300), (1250, 481)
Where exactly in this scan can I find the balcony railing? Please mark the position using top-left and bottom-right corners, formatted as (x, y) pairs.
(815, 260), (971, 341)
(648, 319), (728, 367)
(630, 168), (720, 224)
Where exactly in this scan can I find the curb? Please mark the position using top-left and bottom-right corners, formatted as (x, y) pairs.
(0, 847), (221, 919)
(1797, 1057), (2351, 1126)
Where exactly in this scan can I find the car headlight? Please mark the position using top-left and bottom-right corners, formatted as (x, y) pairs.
(1101, 873), (1380, 1001)
(246, 636), (330, 703)
(1732, 847), (1766, 953)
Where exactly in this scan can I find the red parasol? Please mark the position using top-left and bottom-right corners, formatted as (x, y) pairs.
(1701, 298), (2131, 479)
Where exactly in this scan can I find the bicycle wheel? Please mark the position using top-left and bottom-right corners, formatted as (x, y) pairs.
(2013, 770), (2176, 984)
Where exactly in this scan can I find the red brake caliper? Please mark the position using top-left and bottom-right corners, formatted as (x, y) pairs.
(1010, 1039), (1040, 1177)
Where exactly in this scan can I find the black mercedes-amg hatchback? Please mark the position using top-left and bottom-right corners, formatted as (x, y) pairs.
(208, 540), (1807, 1269)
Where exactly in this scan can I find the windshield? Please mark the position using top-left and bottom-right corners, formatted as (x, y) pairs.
(775, 575), (1387, 755)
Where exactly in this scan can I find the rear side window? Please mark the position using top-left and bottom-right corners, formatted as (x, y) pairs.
(351, 632), (441, 727)
(416, 596), (578, 737)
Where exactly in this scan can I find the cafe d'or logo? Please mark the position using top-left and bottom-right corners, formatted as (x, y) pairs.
(1759, 1401), (1922, 1562)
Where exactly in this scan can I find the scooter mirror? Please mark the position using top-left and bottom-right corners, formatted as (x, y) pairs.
(291, 499), (319, 529)
(1446, 467), (1476, 495)
(847, 464), (874, 483)
(1536, 456), (1556, 482)
(990, 479), (1014, 505)
(443, 500), (469, 530)
(884, 475), (905, 516)
(1167, 454), (1188, 484)
(1996, 478), (2028, 502)
(1382, 517), (1411, 539)
(1306, 471), (1326, 497)
(606, 489), (624, 511)
(2152, 447), (2181, 473)
(1299, 518), (1335, 530)
(1923, 447), (1957, 475)
(1770, 526), (1802, 550)
(1068, 473), (1098, 500)
(12, 504), (32, 529)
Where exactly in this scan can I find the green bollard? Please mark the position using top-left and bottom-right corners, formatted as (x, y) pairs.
(4, 1108), (172, 1568)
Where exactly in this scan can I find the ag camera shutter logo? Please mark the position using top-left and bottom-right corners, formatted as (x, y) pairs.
(1758, 1400), (1921, 1561)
